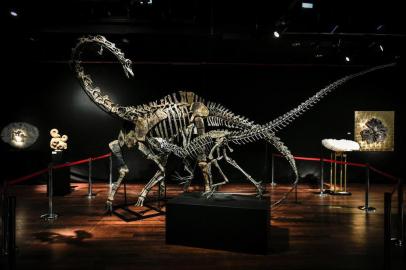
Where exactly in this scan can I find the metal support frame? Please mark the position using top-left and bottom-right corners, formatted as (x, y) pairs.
(112, 181), (167, 222)
(384, 192), (392, 270)
(41, 166), (58, 220)
(1, 196), (16, 256)
(358, 164), (375, 213)
(329, 151), (351, 196)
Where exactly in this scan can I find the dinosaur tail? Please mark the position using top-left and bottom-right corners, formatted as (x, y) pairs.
(266, 62), (396, 132)
(71, 35), (138, 121)
(229, 62), (396, 145)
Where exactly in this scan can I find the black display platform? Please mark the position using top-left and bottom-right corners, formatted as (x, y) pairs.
(49, 151), (71, 196)
(166, 192), (270, 254)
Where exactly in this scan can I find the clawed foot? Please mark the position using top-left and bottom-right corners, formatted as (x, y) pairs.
(202, 186), (218, 198)
(172, 171), (192, 191)
(255, 182), (266, 198)
(105, 200), (113, 215)
(135, 196), (145, 207)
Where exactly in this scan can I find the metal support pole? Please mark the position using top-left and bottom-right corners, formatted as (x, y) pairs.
(271, 154), (276, 187)
(397, 179), (404, 247)
(2, 196), (16, 256)
(294, 184), (298, 203)
(6, 196), (16, 256)
(329, 152), (333, 189)
(358, 164), (375, 212)
(333, 152), (337, 193)
(1, 188), (6, 255)
(87, 159), (95, 198)
(2, 195), (8, 255)
(124, 182), (128, 205)
(109, 155), (113, 193)
(319, 145), (327, 196)
(384, 192), (392, 270)
(41, 166), (58, 220)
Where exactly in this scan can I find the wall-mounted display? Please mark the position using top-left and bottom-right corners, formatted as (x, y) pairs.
(354, 111), (394, 151)
(1, 122), (39, 149)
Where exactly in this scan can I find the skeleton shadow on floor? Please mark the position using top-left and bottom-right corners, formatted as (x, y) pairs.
(33, 230), (92, 247)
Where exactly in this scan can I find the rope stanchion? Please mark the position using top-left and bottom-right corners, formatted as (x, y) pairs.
(87, 158), (96, 198)
(1, 196), (16, 256)
(41, 165), (58, 220)
(272, 152), (401, 212)
(397, 179), (404, 247)
(384, 192), (392, 270)
(109, 155), (113, 194)
(358, 164), (376, 213)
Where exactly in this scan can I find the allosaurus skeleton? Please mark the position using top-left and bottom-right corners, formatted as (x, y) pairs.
(71, 35), (395, 210)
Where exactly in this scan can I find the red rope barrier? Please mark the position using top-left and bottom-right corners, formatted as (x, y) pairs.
(369, 166), (401, 181)
(91, 153), (112, 161)
(272, 153), (400, 181)
(53, 158), (90, 169)
(4, 152), (112, 188)
(7, 168), (49, 186)
(273, 153), (366, 167)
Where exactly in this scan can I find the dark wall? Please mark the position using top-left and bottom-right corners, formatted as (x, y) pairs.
(1, 55), (404, 185)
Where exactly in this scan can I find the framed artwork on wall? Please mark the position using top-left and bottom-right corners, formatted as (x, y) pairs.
(354, 111), (395, 151)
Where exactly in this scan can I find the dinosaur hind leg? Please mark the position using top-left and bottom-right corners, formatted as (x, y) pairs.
(136, 142), (168, 207)
(107, 140), (129, 213)
(202, 158), (230, 198)
(223, 149), (264, 197)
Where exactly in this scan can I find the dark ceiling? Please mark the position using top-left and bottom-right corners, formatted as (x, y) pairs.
(2, 0), (405, 65)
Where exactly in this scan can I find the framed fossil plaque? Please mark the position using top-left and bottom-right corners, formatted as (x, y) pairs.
(354, 111), (394, 151)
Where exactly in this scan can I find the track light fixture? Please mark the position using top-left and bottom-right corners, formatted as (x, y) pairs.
(10, 10), (18, 17)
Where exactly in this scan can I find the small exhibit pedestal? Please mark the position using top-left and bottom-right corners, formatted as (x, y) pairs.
(166, 192), (270, 254)
(49, 151), (71, 196)
(328, 151), (351, 196)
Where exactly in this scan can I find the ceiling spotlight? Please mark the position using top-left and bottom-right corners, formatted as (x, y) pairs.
(330, 25), (339, 34)
(302, 2), (314, 9)
(345, 56), (351, 62)
(10, 10), (18, 17)
(376, 24), (384, 31)
(273, 31), (280, 38)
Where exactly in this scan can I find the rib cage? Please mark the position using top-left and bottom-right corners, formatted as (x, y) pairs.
(206, 102), (255, 129)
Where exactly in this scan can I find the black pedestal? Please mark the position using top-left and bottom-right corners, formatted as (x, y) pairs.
(49, 151), (71, 196)
(166, 192), (270, 254)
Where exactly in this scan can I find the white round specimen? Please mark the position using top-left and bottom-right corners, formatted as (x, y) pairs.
(322, 139), (360, 152)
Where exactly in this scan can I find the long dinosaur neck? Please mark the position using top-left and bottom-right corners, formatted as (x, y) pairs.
(230, 62), (396, 145)
(71, 35), (139, 121)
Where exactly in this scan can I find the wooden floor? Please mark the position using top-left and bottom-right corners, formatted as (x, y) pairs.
(1, 182), (404, 270)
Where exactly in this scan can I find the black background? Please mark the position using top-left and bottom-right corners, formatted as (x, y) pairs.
(1, 0), (404, 186)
